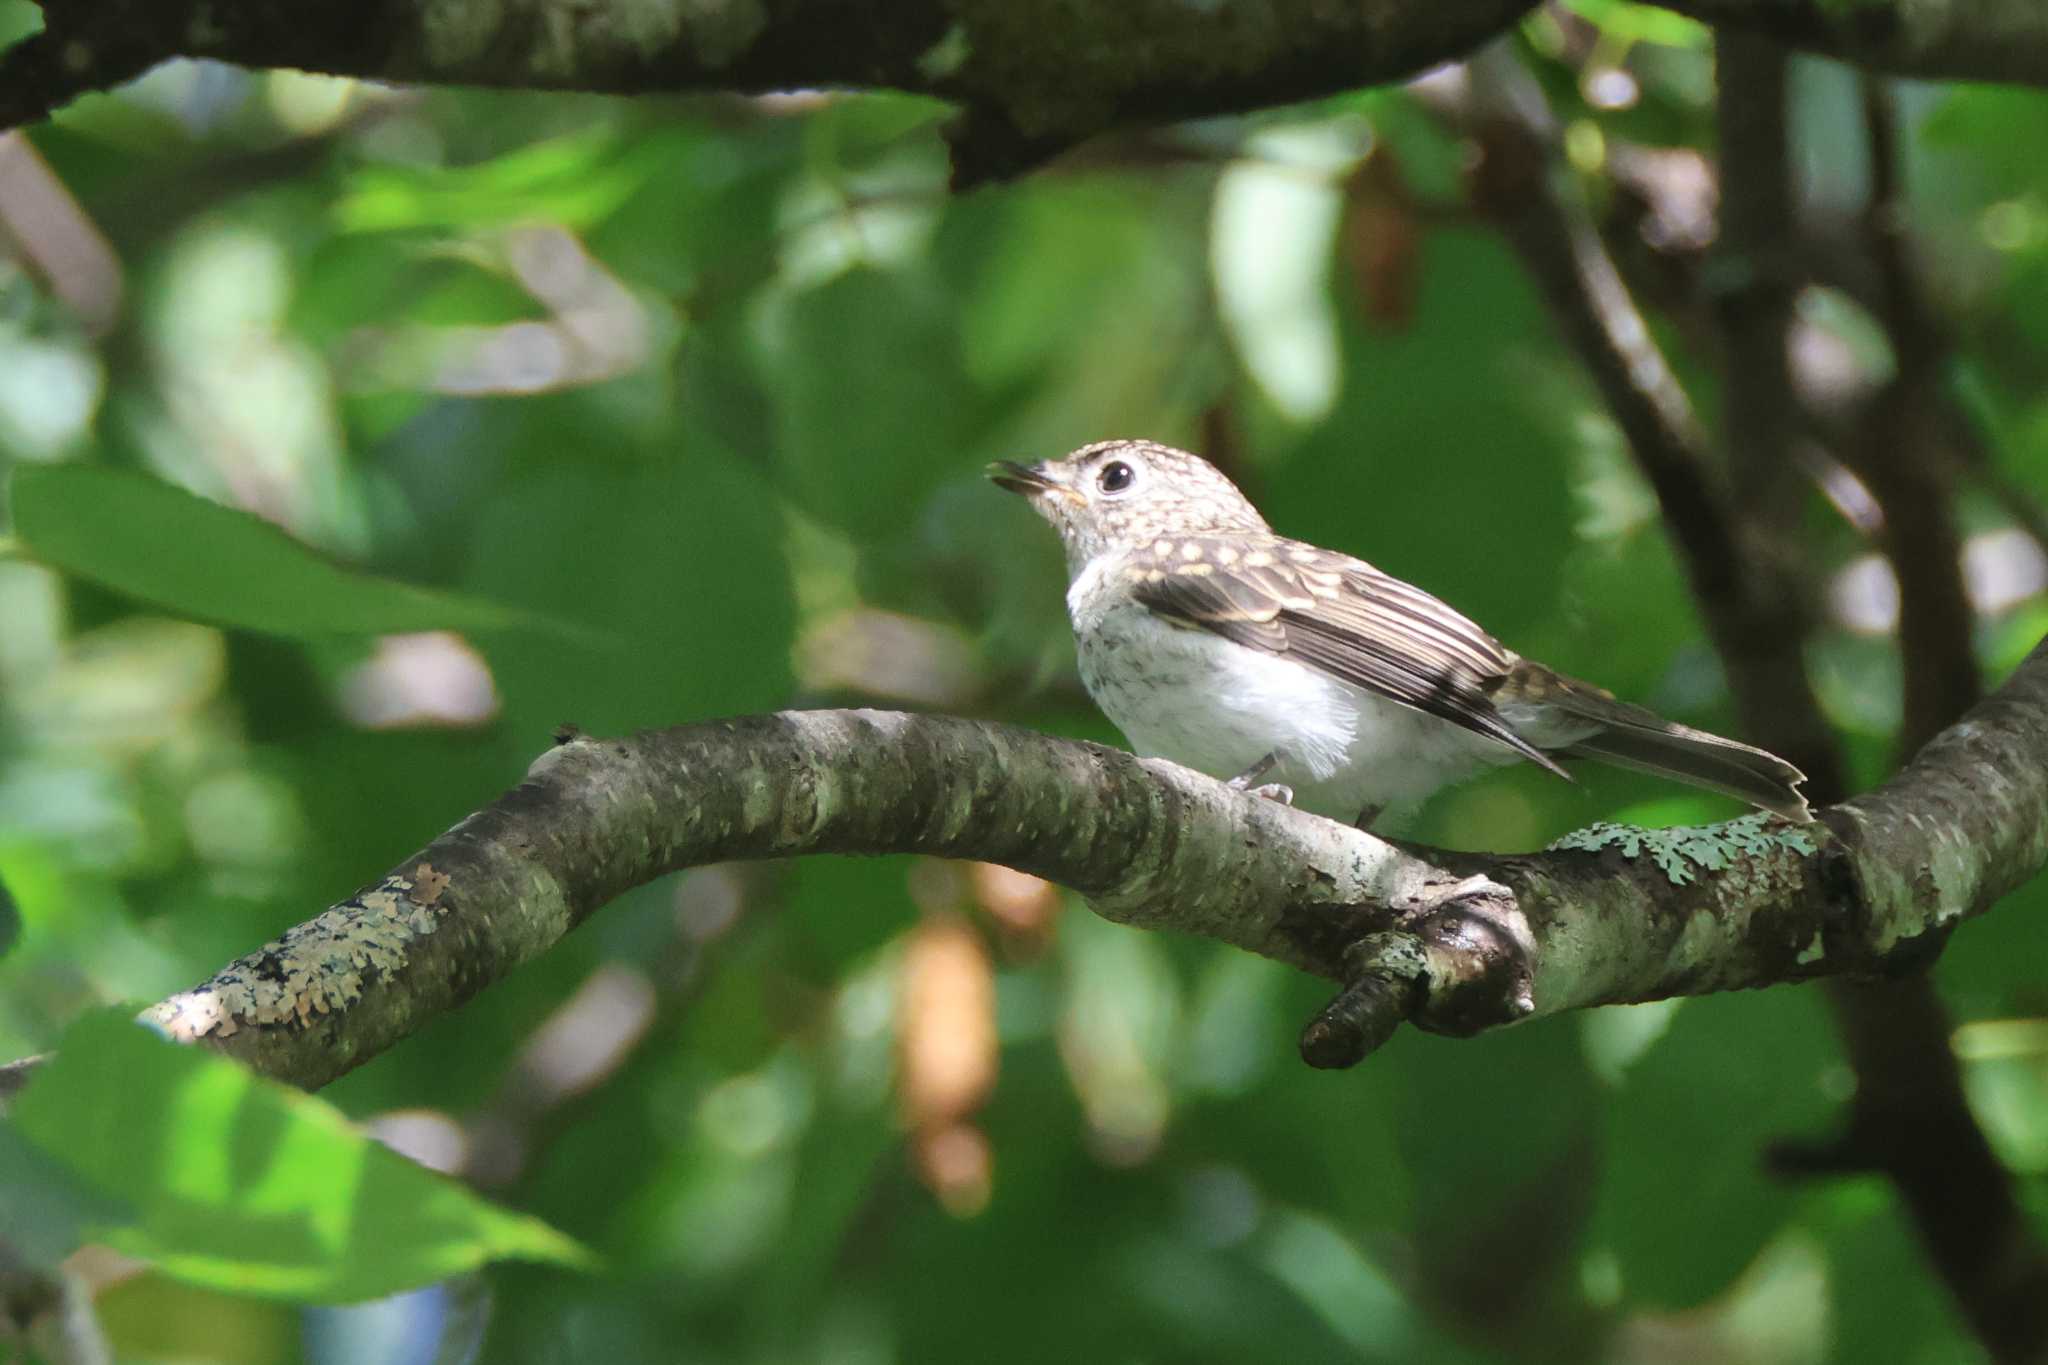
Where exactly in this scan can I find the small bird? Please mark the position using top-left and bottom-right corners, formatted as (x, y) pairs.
(990, 439), (1809, 827)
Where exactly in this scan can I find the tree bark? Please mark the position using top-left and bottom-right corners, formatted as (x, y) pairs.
(6, 0), (2048, 182)
(1, 639), (2041, 1099)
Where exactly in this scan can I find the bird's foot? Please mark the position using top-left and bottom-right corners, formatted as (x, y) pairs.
(1245, 782), (1294, 805)
(1226, 751), (1280, 791)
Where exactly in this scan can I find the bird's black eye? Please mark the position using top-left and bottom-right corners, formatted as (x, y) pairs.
(1096, 460), (1136, 495)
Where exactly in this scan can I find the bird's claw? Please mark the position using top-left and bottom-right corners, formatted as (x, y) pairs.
(1246, 782), (1293, 805)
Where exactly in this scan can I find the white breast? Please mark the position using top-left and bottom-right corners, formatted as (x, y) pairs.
(1066, 556), (1522, 820)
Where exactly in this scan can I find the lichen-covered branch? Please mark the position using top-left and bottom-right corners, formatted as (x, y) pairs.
(0, 636), (2029, 1096)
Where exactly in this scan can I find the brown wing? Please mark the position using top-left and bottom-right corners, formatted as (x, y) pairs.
(1129, 536), (1570, 778)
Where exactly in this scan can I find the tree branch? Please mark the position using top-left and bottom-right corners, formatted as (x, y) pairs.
(8, 0), (2047, 183)
(1650, 0), (2048, 85)
(1438, 43), (1843, 785)
(0, 30), (150, 131)
(1805, 73), (2048, 1363)
(0, 640), (2040, 1100)
(1431, 38), (2048, 1356)
(0, 0), (1537, 181)
(1715, 39), (2048, 1362)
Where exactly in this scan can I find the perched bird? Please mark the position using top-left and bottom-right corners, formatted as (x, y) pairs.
(990, 439), (1809, 827)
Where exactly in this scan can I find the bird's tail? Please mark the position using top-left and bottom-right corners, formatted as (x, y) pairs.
(1555, 701), (1811, 822)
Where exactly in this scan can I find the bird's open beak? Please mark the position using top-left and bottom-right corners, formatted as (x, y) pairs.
(987, 460), (1052, 495)
(987, 460), (1076, 503)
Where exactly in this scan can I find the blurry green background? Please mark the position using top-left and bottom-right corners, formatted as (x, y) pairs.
(2, 1), (2047, 1360)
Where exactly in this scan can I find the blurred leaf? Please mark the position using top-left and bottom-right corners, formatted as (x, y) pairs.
(1556, 0), (1710, 49)
(9, 1013), (593, 1301)
(12, 464), (564, 639)
(1921, 88), (2048, 194)
(295, 239), (541, 343)
(95, 1267), (311, 1362)
(1214, 143), (1345, 424)
(1555, 523), (1703, 703)
(0, 1120), (134, 1270)
(1939, 872), (2048, 1020)
(1813, 1187), (1979, 1365)
(1590, 990), (1835, 1306)
(0, 0), (41, 45)
(764, 266), (995, 542)
(336, 128), (658, 233)
(939, 184), (1160, 390)
(1117, 1229), (1380, 1364)
(1270, 230), (1578, 642)
(803, 93), (951, 166)
(1388, 1022), (1599, 1334)
(785, 855), (917, 972)
(0, 866), (18, 959)
(463, 428), (795, 734)
(741, 1093), (897, 1339)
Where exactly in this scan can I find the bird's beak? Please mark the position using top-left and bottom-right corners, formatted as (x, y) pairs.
(987, 460), (1076, 503)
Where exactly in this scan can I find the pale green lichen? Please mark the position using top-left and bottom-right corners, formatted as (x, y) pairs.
(146, 866), (450, 1040)
(1547, 813), (1817, 886)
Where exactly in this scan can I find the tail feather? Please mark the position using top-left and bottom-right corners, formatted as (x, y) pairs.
(1493, 660), (1812, 821)
(1559, 720), (1811, 822)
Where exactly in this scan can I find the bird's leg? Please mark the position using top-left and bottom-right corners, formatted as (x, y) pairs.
(1226, 752), (1293, 806)
(1226, 751), (1279, 787)
(1353, 804), (1384, 831)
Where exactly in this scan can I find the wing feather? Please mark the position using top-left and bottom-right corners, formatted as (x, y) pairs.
(1130, 537), (1569, 778)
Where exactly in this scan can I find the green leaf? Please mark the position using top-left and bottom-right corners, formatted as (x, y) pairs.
(765, 266), (992, 542)
(1589, 990), (1834, 1306)
(1270, 231), (1578, 644)
(1555, 0), (1709, 49)
(460, 428), (796, 735)
(8, 1013), (593, 1302)
(0, 0), (42, 48)
(335, 127), (657, 234)
(0, 865), (18, 960)
(0, 1120), (134, 1270)
(11, 463), (559, 639)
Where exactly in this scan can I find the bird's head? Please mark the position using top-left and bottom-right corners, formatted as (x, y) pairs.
(988, 439), (1269, 568)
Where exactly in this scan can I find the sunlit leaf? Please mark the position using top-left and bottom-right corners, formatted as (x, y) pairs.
(8, 1013), (594, 1301)
(335, 128), (660, 233)
(1556, 0), (1710, 49)
(12, 463), (562, 639)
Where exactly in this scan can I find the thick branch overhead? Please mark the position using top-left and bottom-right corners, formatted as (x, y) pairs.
(1653, 0), (2048, 86)
(18, 635), (2021, 1092)
(6, 0), (2048, 175)
(0, 0), (1535, 179)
